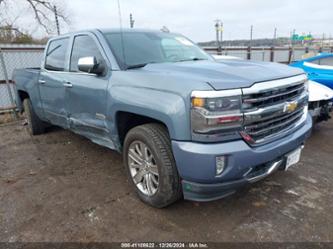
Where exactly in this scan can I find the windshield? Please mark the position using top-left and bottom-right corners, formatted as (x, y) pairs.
(103, 31), (212, 69)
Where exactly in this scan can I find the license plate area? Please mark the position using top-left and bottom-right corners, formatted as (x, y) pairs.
(284, 146), (303, 171)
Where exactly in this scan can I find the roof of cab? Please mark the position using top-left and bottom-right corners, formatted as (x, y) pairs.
(97, 28), (166, 34)
(49, 28), (174, 39)
(47, 28), (178, 44)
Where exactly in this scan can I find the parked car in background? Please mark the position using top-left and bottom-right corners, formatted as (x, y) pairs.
(290, 53), (333, 123)
(214, 54), (333, 124)
(13, 29), (312, 207)
(290, 53), (333, 89)
(308, 80), (333, 123)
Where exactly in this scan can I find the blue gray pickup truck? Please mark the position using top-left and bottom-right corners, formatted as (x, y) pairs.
(13, 29), (312, 207)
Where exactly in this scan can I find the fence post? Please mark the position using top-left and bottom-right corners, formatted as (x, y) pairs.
(0, 48), (18, 119)
(217, 46), (222, 55)
(270, 47), (274, 62)
(247, 46), (251, 60)
(261, 48), (265, 61)
(288, 47), (293, 64)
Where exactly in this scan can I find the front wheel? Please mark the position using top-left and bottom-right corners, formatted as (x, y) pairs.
(123, 123), (182, 208)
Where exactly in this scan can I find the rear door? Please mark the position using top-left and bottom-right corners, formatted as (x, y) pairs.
(64, 33), (111, 145)
(39, 37), (70, 127)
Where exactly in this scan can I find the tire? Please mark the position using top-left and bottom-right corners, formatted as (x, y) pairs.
(23, 98), (45, 135)
(123, 123), (182, 208)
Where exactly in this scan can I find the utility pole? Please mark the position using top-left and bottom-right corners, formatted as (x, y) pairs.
(292, 29), (296, 46)
(220, 22), (224, 51)
(214, 19), (221, 52)
(129, 13), (135, 28)
(273, 27), (277, 46)
(250, 25), (253, 47)
(322, 33), (325, 48)
(54, 5), (60, 35)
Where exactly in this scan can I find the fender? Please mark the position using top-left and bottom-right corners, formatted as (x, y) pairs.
(107, 85), (190, 145)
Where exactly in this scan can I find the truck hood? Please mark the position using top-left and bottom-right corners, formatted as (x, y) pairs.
(142, 60), (304, 90)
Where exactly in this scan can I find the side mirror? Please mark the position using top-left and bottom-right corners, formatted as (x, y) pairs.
(78, 56), (105, 75)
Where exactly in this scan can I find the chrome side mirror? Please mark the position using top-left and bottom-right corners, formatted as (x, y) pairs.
(78, 56), (105, 75)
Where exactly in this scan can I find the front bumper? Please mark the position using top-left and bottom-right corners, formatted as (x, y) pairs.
(171, 114), (312, 202)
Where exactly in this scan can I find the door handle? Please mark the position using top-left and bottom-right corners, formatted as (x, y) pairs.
(38, 79), (46, 84)
(63, 81), (73, 88)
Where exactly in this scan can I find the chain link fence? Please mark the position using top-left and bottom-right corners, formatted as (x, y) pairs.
(204, 46), (333, 63)
(0, 45), (44, 115)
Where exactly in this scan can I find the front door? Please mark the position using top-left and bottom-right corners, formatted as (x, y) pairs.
(64, 34), (112, 148)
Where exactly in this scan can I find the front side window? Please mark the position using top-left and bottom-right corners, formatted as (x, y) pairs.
(309, 59), (320, 65)
(45, 38), (69, 71)
(319, 57), (333, 66)
(70, 35), (104, 72)
(103, 32), (212, 68)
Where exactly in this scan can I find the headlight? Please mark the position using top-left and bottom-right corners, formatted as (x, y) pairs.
(191, 89), (243, 142)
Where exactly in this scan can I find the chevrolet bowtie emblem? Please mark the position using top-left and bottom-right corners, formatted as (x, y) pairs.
(284, 101), (298, 113)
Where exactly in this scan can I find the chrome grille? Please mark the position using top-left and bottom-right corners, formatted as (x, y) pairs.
(242, 75), (308, 145)
(243, 83), (305, 109)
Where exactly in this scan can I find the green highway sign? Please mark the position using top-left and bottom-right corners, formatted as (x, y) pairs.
(292, 34), (314, 41)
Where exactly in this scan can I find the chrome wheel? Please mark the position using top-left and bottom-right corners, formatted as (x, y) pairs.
(127, 141), (159, 196)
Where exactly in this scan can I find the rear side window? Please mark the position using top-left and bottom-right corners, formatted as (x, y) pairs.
(45, 38), (69, 71)
(70, 35), (104, 72)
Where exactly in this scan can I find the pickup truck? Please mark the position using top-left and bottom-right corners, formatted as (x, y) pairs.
(13, 29), (312, 208)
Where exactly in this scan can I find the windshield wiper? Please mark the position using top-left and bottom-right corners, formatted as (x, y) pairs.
(126, 63), (148, 70)
(177, 58), (207, 62)
(126, 61), (159, 70)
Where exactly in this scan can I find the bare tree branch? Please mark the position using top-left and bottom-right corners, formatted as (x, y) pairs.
(0, 0), (70, 34)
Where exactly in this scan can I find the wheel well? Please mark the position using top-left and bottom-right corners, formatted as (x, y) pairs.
(17, 91), (29, 112)
(18, 90), (29, 101)
(116, 112), (168, 145)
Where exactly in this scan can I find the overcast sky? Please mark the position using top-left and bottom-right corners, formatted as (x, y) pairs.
(11, 0), (333, 42)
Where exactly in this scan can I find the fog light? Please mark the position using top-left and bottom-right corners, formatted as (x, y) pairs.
(216, 156), (226, 175)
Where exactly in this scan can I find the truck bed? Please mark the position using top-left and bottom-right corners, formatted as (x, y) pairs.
(13, 68), (41, 112)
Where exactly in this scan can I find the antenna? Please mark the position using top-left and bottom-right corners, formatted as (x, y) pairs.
(117, 0), (127, 69)
(54, 5), (60, 35)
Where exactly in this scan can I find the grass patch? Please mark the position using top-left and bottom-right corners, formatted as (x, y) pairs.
(0, 112), (22, 124)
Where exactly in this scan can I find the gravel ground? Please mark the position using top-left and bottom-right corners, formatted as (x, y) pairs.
(0, 120), (332, 242)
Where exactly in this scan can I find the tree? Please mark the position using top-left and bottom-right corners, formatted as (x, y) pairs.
(0, 25), (35, 43)
(0, 0), (69, 34)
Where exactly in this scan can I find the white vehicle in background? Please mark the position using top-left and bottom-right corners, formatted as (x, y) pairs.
(213, 54), (333, 124)
(308, 80), (333, 123)
(212, 55), (242, 61)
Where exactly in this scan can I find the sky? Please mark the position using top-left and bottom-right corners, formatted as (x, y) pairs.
(8, 0), (333, 42)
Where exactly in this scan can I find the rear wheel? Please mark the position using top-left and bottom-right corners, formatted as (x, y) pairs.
(123, 123), (182, 208)
(23, 98), (45, 135)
